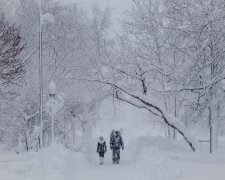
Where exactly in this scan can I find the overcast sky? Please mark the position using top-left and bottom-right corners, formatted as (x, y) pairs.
(78, 0), (132, 31)
(56, 0), (133, 31)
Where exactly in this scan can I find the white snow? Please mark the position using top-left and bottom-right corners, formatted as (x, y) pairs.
(42, 13), (55, 25)
(1, 137), (225, 180)
(49, 80), (57, 95)
(1, 102), (225, 180)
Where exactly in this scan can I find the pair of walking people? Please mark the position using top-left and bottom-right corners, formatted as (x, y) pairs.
(96, 130), (124, 165)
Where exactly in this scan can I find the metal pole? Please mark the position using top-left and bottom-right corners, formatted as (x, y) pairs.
(51, 114), (54, 144)
(39, 1), (43, 148)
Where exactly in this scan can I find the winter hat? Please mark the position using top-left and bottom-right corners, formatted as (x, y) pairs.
(99, 136), (104, 143)
(115, 131), (119, 136)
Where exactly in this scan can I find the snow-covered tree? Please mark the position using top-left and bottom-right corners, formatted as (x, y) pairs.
(102, 0), (225, 152)
(0, 0), (113, 151)
(0, 12), (25, 85)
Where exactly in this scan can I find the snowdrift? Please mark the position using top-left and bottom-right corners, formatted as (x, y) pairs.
(134, 136), (188, 151)
(26, 144), (87, 180)
(25, 138), (184, 180)
(124, 136), (185, 180)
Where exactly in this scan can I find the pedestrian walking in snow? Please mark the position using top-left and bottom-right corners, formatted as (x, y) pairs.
(110, 129), (115, 142)
(110, 130), (124, 164)
(97, 136), (107, 165)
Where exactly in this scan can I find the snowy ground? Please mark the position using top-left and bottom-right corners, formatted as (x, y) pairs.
(1, 102), (225, 180)
(1, 138), (225, 180)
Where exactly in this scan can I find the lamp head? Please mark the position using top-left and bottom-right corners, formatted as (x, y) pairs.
(49, 80), (56, 95)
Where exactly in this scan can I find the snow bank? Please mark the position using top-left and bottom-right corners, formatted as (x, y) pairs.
(0, 151), (27, 180)
(26, 143), (87, 180)
(126, 135), (187, 159)
(138, 136), (187, 151)
(121, 136), (185, 180)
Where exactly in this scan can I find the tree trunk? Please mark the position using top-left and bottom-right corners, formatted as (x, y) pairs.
(25, 131), (29, 152)
(173, 91), (177, 140)
(208, 106), (213, 153)
(51, 115), (54, 144)
(208, 106), (218, 153)
(71, 118), (75, 144)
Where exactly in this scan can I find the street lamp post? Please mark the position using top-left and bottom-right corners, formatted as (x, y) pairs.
(39, 0), (43, 148)
(38, 1), (54, 148)
(45, 81), (64, 145)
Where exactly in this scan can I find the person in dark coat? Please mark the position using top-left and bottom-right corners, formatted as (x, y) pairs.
(96, 136), (107, 165)
(110, 129), (115, 143)
(110, 130), (124, 164)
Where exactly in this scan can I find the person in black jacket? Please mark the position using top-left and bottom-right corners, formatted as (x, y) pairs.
(96, 136), (107, 165)
(110, 130), (124, 164)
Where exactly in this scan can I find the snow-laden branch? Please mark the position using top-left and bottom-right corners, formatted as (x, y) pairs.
(150, 75), (225, 93)
(116, 90), (197, 152)
(83, 79), (197, 151)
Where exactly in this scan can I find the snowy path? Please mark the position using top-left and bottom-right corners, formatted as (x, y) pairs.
(67, 147), (147, 180)
(1, 145), (225, 180)
(76, 162), (146, 180)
